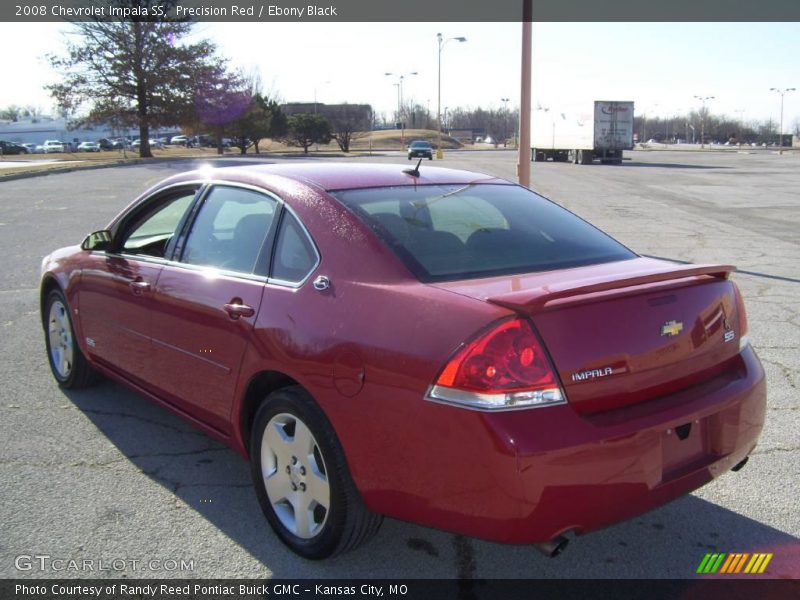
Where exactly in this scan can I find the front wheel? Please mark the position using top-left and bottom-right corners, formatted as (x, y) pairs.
(250, 386), (382, 559)
(43, 288), (96, 388)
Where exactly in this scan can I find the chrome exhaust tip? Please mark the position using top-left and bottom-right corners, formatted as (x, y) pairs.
(535, 535), (569, 558)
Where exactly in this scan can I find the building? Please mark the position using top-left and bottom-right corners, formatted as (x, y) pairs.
(281, 103), (372, 127)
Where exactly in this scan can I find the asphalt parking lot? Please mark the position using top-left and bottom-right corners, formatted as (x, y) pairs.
(0, 150), (797, 579)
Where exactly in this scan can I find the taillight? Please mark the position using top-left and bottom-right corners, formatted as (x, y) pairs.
(427, 317), (566, 411)
(733, 282), (749, 350)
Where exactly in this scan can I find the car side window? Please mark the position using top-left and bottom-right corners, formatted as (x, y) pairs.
(119, 192), (196, 258)
(271, 211), (318, 283)
(182, 186), (277, 274)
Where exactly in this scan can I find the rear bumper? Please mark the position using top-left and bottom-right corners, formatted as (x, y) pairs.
(498, 345), (765, 543)
(358, 346), (766, 544)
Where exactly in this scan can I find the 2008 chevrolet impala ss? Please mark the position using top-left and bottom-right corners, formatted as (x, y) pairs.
(40, 163), (766, 559)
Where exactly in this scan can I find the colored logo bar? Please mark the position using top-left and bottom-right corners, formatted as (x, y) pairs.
(696, 553), (773, 574)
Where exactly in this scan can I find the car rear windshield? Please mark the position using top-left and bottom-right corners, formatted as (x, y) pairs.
(331, 183), (636, 282)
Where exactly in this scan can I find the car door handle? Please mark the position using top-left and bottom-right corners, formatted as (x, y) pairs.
(224, 301), (255, 320)
(129, 279), (150, 294)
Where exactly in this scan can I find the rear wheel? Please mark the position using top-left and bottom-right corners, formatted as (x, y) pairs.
(44, 289), (96, 389)
(250, 386), (382, 558)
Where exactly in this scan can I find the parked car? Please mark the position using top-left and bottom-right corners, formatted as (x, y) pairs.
(131, 138), (164, 150)
(407, 139), (434, 160)
(77, 142), (101, 153)
(0, 140), (30, 154)
(40, 163), (765, 560)
(191, 134), (213, 147)
(42, 140), (65, 153)
(97, 138), (115, 150)
(21, 143), (38, 154)
(170, 135), (189, 146)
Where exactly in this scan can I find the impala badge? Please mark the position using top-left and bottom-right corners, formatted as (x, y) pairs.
(660, 320), (683, 337)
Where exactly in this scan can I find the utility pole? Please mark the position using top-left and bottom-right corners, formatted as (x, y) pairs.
(517, 2), (532, 186)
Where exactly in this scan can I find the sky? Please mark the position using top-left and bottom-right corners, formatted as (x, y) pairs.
(1, 21), (798, 130)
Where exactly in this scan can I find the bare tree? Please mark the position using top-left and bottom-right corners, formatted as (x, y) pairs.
(326, 104), (372, 152)
(47, 1), (227, 158)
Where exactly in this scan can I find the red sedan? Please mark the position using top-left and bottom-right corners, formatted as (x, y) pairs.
(40, 163), (765, 559)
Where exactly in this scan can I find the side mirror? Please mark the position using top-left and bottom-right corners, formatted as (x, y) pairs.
(81, 230), (112, 251)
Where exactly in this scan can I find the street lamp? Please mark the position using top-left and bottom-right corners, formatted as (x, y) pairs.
(313, 80), (331, 151)
(437, 32), (467, 158)
(313, 80), (330, 114)
(734, 108), (745, 145)
(642, 103), (658, 144)
(385, 71), (418, 122)
(770, 87), (796, 155)
(693, 95), (714, 149)
(500, 97), (510, 146)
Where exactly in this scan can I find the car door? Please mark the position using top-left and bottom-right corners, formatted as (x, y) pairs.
(147, 184), (280, 433)
(78, 186), (200, 385)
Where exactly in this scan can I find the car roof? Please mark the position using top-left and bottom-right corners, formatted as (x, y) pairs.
(162, 162), (510, 192)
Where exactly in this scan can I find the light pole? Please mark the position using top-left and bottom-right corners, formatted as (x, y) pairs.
(734, 108), (745, 144)
(313, 80), (330, 114)
(437, 32), (467, 159)
(443, 107), (449, 132)
(642, 103), (658, 143)
(693, 95), (714, 148)
(313, 80), (330, 151)
(386, 71), (417, 143)
(770, 87), (796, 155)
(501, 97), (509, 146)
(385, 72), (418, 121)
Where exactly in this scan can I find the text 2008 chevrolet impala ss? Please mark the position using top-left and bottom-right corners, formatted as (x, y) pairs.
(40, 163), (765, 559)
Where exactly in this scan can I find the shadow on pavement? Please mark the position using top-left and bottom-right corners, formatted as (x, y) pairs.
(62, 380), (799, 579)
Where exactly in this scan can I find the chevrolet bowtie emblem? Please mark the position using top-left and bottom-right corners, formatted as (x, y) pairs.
(661, 320), (684, 337)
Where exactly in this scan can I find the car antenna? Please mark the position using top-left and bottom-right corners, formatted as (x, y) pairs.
(402, 159), (423, 177)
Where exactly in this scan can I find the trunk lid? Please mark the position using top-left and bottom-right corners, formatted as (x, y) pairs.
(433, 258), (744, 414)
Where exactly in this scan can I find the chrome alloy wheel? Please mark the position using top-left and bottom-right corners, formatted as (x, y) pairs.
(48, 300), (74, 379)
(261, 412), (330, 539)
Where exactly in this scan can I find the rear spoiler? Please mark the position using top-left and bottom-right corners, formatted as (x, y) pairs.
(488, 263), (735, 312)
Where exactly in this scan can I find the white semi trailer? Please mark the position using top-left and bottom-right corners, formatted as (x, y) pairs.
(532, 100), (634, 165)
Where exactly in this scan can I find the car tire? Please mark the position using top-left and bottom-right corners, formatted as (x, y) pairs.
(250, 386), (382, 559)
(43, 288), (96, 389)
